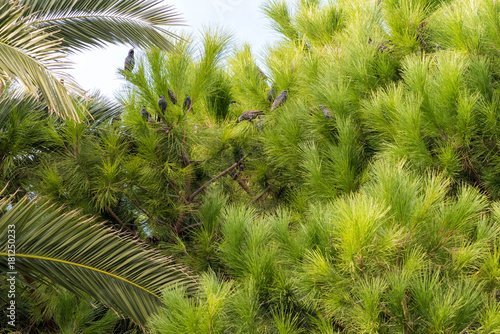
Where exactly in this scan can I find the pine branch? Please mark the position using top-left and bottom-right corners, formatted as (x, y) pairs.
(246, 186), (271, 207)
(233, 174), (254, 196)
(188, 154), (249, 202)
(107, 206), (136, 236)
(174, 130), (192, 233)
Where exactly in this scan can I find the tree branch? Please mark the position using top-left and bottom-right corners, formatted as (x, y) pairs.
(233, 174), (254, 196)
(188, 154), (249, 202)
(246, 185), (271, 207)
(175, 130), (192, 233)
(107, 206), (135, 236)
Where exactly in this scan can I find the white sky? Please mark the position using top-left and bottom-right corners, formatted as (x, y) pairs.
(69, 0), (286, 99)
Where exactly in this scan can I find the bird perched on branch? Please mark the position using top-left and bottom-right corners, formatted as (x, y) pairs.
(238, 110), (265, 122)
(124, 49), (135, 71)
(267, 85), (276, 103)
(271, 90), (288, 111)
(140, 105), (150, 121)
(158, 95), (167, 114)
(183, 95), (192, 112)
(319, 105), (333, 119)
(168, 89), (177, 105)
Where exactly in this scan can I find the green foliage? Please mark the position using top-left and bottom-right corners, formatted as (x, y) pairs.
(0, 195), (197, 327)
(5, 0), (500, 332)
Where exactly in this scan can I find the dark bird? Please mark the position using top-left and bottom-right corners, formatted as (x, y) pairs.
(319, 105), (333, 119)
(183, 95), (192, 112)
(140, 105), (151, 121)
(267, 85), (276, 103)
(158, 95), (167, 114)
(271, 90), (288, 111)
(238, 110), (265, 123)
(124, 49), (135, 71)
(168, 89), (177, 105)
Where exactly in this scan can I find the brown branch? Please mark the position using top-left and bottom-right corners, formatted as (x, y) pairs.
(175, 130), (192, 233)
(233, 175), (254, 196)
(134, 184), (152, 193)
(246, 185), (271, 207)
(107, 206), (135, 236)
(188, 154), (249, 202)
(175, 210), (187, 234)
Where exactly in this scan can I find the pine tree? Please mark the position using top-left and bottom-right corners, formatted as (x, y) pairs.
(3, 0), (500, 332)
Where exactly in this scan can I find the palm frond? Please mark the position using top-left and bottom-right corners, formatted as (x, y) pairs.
(20, 0), (183, 51)
(0, 1), (82, 119)
(0, 195), (197, 326)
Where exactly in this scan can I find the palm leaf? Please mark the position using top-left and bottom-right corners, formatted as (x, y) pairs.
(0, 195), (198, 326)
(0, 1), (82, 119)
(20, 0), (183, 51)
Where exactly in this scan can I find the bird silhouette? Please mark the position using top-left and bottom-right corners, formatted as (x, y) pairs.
(158, 95), (167, 115)
(271, 90), (288, 111)
(238, 110), (265, 122)
(168, 89), (177, 105)
(140, 105), (151, 121)
(319, 105), (333, 119)
(267, 85), (276, 103)
(124, 49), (135, 71)
(183, 95), (192, 112)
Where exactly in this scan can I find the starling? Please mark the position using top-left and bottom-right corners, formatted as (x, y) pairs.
(271, 90), (288, 111)
(168, 89), (177, 105)
(124, 49), (135, 71)
(158, 95), (167, 114)
(140, 105), (151, 121)
(319, 105), (333, 119)
(183, 95), (192, 112)
(238, 110), (265, 123)
(267, 85), (276, 103)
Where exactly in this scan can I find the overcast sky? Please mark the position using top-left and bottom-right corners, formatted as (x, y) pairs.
(69, 0), (285, 99)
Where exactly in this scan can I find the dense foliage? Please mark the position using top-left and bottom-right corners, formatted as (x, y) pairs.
(3, 0), (500, 332)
